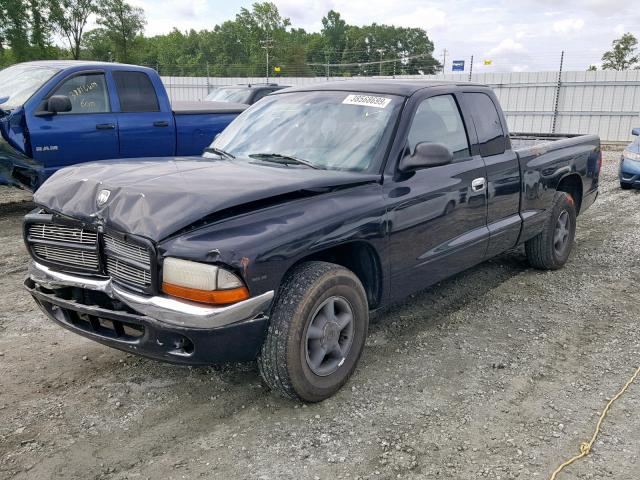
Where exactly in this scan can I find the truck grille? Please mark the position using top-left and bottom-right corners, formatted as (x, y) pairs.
(32, 244), (100, 269)
(26, 221), (154, 292)
(28, 223), (98, 245)
(28, 223), (100, 272)
(103, 234), (152, 290)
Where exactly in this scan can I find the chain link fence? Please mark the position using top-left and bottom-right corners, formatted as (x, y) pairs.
(156, 67), (640, 143)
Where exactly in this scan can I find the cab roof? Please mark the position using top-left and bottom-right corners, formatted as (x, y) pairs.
(13, 60), (153, 71)
(276, 79), (490, 97)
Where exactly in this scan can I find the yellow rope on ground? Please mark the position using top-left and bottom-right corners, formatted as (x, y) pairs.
(549, 366), (640, 480)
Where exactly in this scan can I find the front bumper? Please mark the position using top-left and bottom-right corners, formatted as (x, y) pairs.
(26, 261), (273, 364)
(620, 157), (640, 187)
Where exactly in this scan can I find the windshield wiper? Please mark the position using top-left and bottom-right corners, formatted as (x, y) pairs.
(249, 152), (319, 169)
(203, 146), (235, 159)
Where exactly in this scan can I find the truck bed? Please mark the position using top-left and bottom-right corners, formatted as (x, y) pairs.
(509, 132), (587, 150)
(172, 101), (247, 115)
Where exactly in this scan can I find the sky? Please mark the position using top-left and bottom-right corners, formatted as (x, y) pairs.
(125, 0), (640, 72)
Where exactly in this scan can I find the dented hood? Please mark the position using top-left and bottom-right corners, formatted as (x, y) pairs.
(33, 157), (379, 241)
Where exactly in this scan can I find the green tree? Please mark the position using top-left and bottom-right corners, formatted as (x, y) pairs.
(49, 0), (96, 60)
(96, 0), (146, 63)
(0, 0), (31, 62)
(601, 33), (639, 70)
(81, 28), (112, 61)
(321, 10), (346, 63)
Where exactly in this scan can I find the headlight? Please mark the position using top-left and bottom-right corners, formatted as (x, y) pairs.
(162, 257), (249, 305)
(623, 149), (640, 161)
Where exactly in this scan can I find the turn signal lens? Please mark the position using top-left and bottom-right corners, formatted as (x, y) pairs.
(162, 282), (249, 305)
(162, 258), (249, 305)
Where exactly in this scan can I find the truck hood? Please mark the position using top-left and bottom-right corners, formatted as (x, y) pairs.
(33, 157), (380, 241)
(0, 109), (41, 189)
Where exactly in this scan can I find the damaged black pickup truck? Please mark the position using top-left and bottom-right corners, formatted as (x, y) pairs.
(24, 81), (601, 402)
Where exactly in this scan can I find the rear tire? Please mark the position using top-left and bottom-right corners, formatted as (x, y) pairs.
(620, 182), (632, 190)
(258, 261), (369, 402)
(525, 191), (576, 270)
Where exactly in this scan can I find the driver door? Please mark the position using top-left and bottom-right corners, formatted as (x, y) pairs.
(28, 71), (119, 181)
(386, 93), (489, 300)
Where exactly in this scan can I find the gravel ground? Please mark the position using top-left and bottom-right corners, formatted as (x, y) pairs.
(0, 151), (638, 480)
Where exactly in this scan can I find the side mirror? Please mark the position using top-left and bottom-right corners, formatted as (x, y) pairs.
(47, 95), (72, 114)
(399, 142), (453, 172)
(632, 128), (640, 136)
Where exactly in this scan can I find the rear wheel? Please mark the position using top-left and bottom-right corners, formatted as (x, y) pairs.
(620, 182), (632, 190)
(525, 191), (576, 270)
(258, 261), (368, 402)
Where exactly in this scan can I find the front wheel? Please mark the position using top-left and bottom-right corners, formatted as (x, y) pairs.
(525, 191), (577, 270)
(620, 182), (632, 190)
(258, 261), (369, 402)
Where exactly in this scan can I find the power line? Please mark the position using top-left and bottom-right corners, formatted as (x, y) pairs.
(307, 53), (435, 68)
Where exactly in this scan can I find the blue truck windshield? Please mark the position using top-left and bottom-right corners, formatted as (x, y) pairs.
(0, 64), (60, 109)
(210, 91), (403, 172)
(206, 87), (252, 104)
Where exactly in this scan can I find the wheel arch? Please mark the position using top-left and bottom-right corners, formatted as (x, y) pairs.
(556, 173), (583, 215)
(283, 241), (383, 309)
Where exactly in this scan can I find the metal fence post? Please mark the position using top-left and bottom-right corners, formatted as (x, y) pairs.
(552, 51), (564, 134)
(206, 62), (210, 95)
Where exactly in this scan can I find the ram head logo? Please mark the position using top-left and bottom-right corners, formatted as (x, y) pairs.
(96, 189), (111, 207)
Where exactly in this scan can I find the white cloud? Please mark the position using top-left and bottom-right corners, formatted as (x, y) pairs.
(487, 38), (526, 56)
(388, 7), (447, 30)
(552, 18), (585, 35)
(613, 24), (626, 36)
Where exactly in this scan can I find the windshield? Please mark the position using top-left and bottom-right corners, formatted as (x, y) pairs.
(205, 87), (252, 104)
(0, 64), (60, 109)
(208, 90), (403, 172)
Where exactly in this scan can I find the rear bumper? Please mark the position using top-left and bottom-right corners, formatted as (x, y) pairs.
(25, 262), (273, 365)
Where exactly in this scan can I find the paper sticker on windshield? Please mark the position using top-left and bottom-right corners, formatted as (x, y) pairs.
(342, 94), (392, 109)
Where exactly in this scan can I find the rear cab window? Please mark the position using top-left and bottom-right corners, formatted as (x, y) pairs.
(463, 92), (507, 156)
(113, 71), (160, 112)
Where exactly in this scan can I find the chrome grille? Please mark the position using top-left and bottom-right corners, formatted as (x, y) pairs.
(32, 244), (99, 269)
(104, 234), (152, 290)
(26, 219), (154, 291)
(28, 222), (100, 272)
(104, 235), (150, 265)
(28, 223), (97, 245)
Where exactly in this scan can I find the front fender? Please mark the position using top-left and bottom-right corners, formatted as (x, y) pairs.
(157, 183), (388, 299)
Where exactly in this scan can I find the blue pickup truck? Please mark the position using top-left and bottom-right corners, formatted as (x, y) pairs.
(0, 61), (246, 189)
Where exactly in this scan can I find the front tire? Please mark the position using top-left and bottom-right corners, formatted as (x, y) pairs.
(258, 261), (369, 402)
(620, 182), (632, 190)
(525, 191), (577, 270)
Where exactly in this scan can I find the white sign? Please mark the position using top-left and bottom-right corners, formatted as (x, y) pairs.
(342, 94), (392, 109)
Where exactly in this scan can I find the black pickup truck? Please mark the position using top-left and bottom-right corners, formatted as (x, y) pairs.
(24, 81), (600, 402)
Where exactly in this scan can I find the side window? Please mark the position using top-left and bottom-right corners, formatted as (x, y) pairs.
(113, 71), (160, 112)
(52, 73), (110, 114)
(407, 95), (470, 160)
(252, 89), (270, 103)
(465, 93), (507, 156)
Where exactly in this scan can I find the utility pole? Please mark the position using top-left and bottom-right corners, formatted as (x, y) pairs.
(377, 48), (386, 77)
(260, 32), (273, 83)
(468, 55), (474, 82)
(325, 51), (330, 81)
(552, 51), (565, 134)
(441, 49), (449, 75)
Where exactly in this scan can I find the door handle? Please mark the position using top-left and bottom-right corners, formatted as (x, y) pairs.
(472, 177), (486, 192)
(96, 123), (116, 130)
(153, 120), (169, 127)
